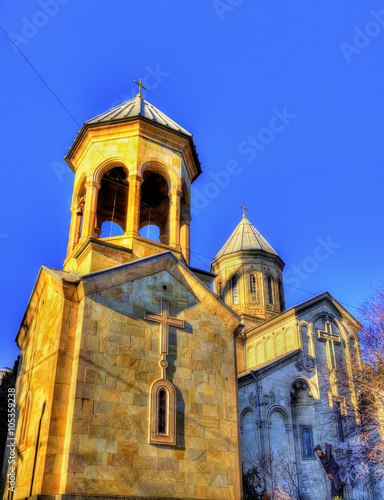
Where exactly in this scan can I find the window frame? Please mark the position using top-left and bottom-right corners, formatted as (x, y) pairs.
(149, 379), (176, 446)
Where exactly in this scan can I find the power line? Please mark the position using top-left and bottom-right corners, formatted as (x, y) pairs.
(1, 26), (360, 314)
(1, 26), (81, 127)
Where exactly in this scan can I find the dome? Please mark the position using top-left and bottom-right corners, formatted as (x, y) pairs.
(213, 216), (280, 261)
(86, 95), (192, 136)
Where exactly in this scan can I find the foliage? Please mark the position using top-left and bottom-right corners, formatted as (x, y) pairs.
(242, 450), (300, 500)
(317, 284), (384, 496)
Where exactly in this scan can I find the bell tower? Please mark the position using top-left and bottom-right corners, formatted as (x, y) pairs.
(63, 91), (201, 275)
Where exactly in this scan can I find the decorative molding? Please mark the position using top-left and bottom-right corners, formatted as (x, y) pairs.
(295, 353), (315, 373)
(149, 379), (176, 446)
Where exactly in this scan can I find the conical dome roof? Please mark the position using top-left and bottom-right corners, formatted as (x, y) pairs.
(213, 216), (279, 261)
(86, 95), (192, 136)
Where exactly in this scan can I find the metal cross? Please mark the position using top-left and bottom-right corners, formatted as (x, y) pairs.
(241, 204), (248, 218)
(134, 78), (147, 98)
(144, 299), (184, 377)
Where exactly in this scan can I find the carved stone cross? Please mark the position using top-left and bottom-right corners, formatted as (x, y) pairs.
(144, 299), (185, 377)
(318, 320), (341, 345)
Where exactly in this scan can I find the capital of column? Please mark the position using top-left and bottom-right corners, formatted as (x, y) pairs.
(170, 188), (183, 198)
(128, 173), (143, 183)
(85, 180), (101, 190)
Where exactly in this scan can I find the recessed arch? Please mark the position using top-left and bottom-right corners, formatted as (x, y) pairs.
(93, 157), (131, 185)
(140, 160), (176, 191)
(96, 165), (129, 237)
(288, 376), (319, 400)
(139, 167), (170, 245)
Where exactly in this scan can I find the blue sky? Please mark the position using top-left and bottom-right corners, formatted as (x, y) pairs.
(0, 0), (383, 368)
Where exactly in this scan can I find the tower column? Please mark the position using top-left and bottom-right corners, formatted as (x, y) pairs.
(67, 203), (82, 256)
(126, 173), (142, 236)
(82, 180), (101, 239)
(169, 188), (182, 248)
(180, 216), (191, 265)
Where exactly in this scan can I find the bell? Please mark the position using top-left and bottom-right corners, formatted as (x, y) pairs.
(76, 206), (83, 216)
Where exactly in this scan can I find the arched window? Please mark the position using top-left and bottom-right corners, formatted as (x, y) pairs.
(158, 389), (167, 434)
(267, 276), (273, 304)
(250, 274), (256, 302)
(232, 276), (239, 305)
(150, 379), (176, 445)
(218, 281), (223, 300)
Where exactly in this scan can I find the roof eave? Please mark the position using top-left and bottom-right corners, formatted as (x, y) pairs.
(64, 116), (202, 180)
(211, 249), (285, 271)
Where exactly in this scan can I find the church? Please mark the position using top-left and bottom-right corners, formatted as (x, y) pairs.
(5, 87), (380, 500)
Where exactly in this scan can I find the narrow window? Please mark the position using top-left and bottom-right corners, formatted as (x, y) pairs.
(158, 389), (167, 434)
(302, 426), (314, 458)
(232, 276), (238, 305)
(278, 280), (284, 312)
(218, 281), (223, 300)
(250, 274), (256, 294)
(267, 276), (273, 304)
(149, 379), (176, 445)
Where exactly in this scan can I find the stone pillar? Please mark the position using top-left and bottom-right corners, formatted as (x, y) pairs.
(126, 174), (142, 236)
(66, 203), (81, 257)
(82, 180), (100, 239)
(169, 188), (182, 248)
(180, 216), (191, 265)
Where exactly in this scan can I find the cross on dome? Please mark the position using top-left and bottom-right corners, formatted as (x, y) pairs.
(134, 78), (147, 98)
(240, 204), (248, 218)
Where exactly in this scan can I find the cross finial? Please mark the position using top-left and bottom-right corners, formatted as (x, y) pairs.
(134, 78), (147, 98)
(241, 204), (248, 218)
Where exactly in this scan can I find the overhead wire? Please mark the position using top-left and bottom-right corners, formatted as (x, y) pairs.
(1, 27), (360, 312)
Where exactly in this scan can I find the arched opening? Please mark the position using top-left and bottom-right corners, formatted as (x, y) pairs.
(100, 221), (125, 238)
(140, 170), (170, 245)
(139, 224), (161, 242)
(96, 166), (129, 237)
